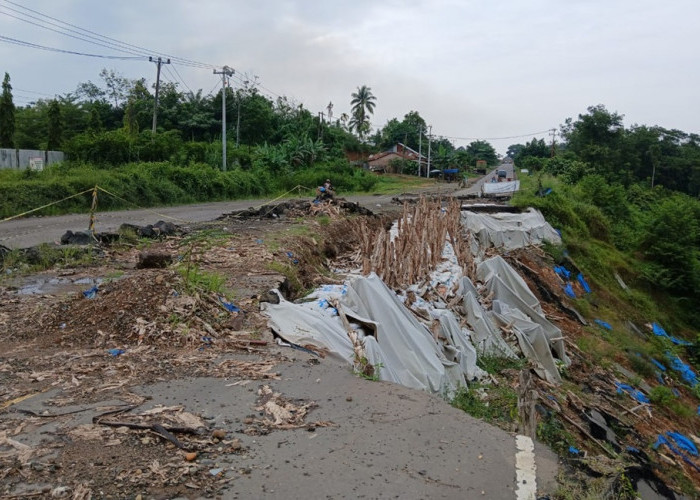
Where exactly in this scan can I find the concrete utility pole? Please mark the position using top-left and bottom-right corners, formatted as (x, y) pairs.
(549, 128), (557, 158)
(427, 125), (432, 178)
(213, 66), (234, 171)
(417, 125), (422, 176)
(149, 57), (170, 135)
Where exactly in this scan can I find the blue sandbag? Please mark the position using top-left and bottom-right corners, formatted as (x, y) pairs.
(568, 446), (581, 455)
(652, 322), (667, 337)
(666, 353), (698, 387)
(616, 382), (650, 404)
(670, 336), (693, 346)
(594, 319), (612, 330)
(653, 322), (693, 346)
(564, 283), (576, 298)
(107, 348), (125, 357)
(82, 286), (98, 299)
(651, 358), (666, 371)
(653, 434), (700, 472)
(577, 273), (591, 293)
(220, 298), (240, 313)
(554, 265), (571, 279)
(666, 432), (698, 456)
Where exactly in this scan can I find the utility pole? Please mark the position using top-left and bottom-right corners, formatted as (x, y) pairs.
(318, 112), (324, 141)
(213, 66), (234, 171)
(427, 125), (432, 178)
(549, 128), (557, 158)
(417, 125), (422, 176)
(149, 57), (170, 135)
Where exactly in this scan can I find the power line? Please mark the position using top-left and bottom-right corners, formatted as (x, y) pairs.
(0, 0), (218, 69)
(206, 79), (221, 97)
(0, 34), (144, 59)
(0, 7), (147, 57)
(13, 87), (54, 96)
(170, 64), (193, 94)
(1, 1), (295, 111)
(442, 129), (553, 142)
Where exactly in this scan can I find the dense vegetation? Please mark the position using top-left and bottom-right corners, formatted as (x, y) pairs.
(0, 69), (502, 216)
(509, 105), (700, 329)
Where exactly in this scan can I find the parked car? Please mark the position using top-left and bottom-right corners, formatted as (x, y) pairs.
(497, 169), (507, 179)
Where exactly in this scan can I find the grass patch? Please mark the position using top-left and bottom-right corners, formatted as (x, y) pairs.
(180, 228), (231, 249)
(1, 244), (96, 277)
(537, 413), (576, 454)
(177, 265), (227, 295)
(451, 383), (518, 426)
(477, 355), (526, 374)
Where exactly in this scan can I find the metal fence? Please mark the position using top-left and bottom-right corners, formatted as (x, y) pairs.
(0, 149), (64, 170)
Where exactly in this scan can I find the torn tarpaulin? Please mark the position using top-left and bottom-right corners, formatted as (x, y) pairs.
(262, 273), (466, 397)
(220, 298), (240, 313)
(666, 353), (698, 387)
(652, 322), (693, 346)
(576, 273), (591, 293)
(594, 319), (612, 330)
(554, 265), (571, 280)
(615, 382), (650, 404)
(653, 432), (700, 472)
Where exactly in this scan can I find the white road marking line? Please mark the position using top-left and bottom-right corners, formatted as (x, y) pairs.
(515, 434), (537, 500)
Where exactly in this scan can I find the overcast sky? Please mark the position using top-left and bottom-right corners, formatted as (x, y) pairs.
(1, 0), (698, 153)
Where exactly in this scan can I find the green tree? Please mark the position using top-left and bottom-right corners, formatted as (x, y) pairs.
(506, 143), (524, 159)
(378, 110), (427, 151)
(639, 194), (700, 295)
(514, 138), (549, 166)
(560, 104), (624, 180)
(99, 68), (131, 108)
(350, 85), (376, 139)
(0, 72), (16, 148)
(466, 140), (498, 166)
(47, 99), (62, 150)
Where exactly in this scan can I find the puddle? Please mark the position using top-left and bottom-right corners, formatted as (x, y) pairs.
(12, 276), (104, 295)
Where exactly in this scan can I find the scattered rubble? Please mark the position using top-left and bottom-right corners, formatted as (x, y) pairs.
(1, 196), (699, 498)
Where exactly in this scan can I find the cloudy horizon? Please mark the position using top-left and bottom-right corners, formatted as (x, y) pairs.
(1, 0), (697, 153)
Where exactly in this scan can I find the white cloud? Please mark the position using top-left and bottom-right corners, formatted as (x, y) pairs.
(0, 0), (698, 152)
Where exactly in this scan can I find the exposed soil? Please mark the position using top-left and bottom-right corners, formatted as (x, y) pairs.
(1, 196), (698, 499)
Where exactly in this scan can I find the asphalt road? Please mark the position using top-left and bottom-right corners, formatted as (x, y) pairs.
(0, 167), (515, 249)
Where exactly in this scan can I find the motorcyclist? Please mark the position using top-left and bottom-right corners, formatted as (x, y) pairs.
(315, 179), (335, 201)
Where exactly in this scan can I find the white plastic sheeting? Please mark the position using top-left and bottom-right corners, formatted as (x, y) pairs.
(262, 207), (571, 395)
(482, 180), (520, 195)
(263, 273), (468, 396)
(461, 208), (561, 251)
(476, 256), (570, 384)
(456, 276), (517, 359)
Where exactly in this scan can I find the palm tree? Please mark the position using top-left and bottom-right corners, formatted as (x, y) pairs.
(350, 85), (376, 139)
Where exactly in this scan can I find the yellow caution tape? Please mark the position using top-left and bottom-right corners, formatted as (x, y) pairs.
(0, 390), (45, 410)
(96, 185), (192, 224)
(1, 188), (94, 222)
